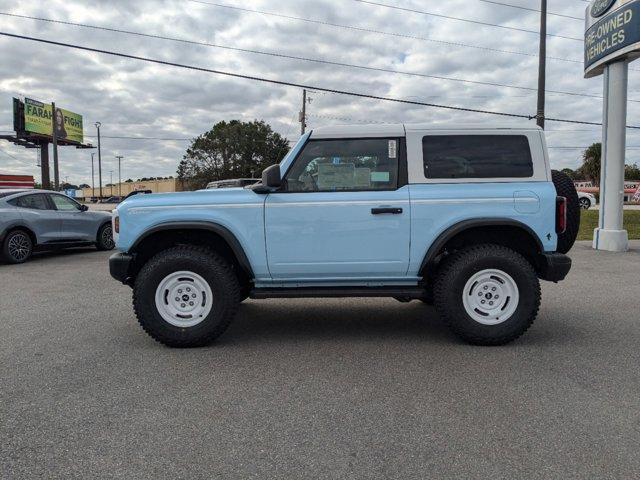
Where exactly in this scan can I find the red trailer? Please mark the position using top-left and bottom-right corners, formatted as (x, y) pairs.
(0, 174), (35, 189)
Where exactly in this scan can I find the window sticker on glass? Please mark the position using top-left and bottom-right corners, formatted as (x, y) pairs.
(355, 168), (371, 187)
(388, 140), (397, 159)
(318, 163), (356, 189)
(371, 171), (390, 183)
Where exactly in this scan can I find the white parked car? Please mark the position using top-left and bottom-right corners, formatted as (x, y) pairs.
(577, 191), (597, 209)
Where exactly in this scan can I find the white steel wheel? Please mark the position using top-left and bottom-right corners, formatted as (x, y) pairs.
(154, 271), (213, 327)
(462, 269), (519, 326)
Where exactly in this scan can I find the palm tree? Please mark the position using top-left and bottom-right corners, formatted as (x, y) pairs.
(582, 143), (601, 186)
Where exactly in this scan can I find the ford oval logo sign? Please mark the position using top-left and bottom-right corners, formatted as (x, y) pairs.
(591, 0), (617, 17)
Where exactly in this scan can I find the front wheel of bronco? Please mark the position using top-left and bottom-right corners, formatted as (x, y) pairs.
(133, 246), (240, 347)
(434, 244), (540, 346)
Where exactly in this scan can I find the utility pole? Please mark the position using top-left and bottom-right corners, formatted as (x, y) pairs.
(51, 102), (60, 189)
(91, 152), (95, 197)
(115, 155), (123, 197)
(300, 89), (307, 135)
(536, 0), (547, 129)
(95, 122), (102, 199)
(109, 171), (113, 196)
(40, 142), (50, 190)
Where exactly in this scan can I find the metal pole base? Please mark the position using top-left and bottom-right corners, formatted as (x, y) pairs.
(593, 228), (629, 252)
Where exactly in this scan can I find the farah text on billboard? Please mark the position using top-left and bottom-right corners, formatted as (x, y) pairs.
(23, 97), (84, 144)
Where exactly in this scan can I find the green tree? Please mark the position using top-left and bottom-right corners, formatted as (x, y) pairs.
(177, 120), (289, 189)
(581, 143), (602, 186)
(625, 163), (640, 181)
(561, 168), (577, 180)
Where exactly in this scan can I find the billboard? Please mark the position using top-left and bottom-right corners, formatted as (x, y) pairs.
(22, 97), (84, 144)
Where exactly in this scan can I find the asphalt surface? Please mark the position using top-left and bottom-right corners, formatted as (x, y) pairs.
(1, 242), (639, 479)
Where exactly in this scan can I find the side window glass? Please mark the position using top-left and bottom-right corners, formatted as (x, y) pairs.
(422, 135), (533, 179)
(50, 195), (80, 211)
(284, 138), (399, 192)
(15, 194), (50, 210)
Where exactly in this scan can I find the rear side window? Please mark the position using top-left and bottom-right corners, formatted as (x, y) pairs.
(11, 194), (49, 210)
(422, 135), (533, 179)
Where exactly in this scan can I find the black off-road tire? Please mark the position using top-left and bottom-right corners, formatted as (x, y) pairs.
(434, 244), (541, 346)
(96, 223), (115, 251)
(420, 283), (434, 305)
(2, 229), (33, 264)
(551, 169), (580, 254)
(133, 245), (240, 348)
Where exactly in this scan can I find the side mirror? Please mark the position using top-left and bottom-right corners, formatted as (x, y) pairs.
(80, 204), (89, 212)
(263, 164), (282, 188)
(253, 164), (282, 193)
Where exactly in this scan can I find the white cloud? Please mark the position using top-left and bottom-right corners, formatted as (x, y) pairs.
(0, 0), (638, 185)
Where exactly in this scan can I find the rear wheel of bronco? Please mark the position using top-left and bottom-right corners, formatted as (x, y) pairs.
(133, 246), (240, 347)
(434, 244), (540, 346)
(551, 169), (580, 254)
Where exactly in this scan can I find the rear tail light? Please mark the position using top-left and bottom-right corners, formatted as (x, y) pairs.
(556, 196), (567, 234)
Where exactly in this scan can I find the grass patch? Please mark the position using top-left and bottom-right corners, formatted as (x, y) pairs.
(577, 209), (640, 241)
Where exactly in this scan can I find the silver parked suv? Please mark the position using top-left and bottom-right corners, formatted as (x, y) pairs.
(0, 189), (114, 264)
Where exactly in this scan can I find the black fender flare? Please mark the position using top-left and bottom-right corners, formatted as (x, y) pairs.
(419, 218), (545, 274)
(130, 221), (254, 278)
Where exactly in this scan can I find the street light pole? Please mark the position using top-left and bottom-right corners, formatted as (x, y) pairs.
(91, 152), (95, 197)
(95, 122), (103, 199)
(110, 171), (113, 196)
(115, 155), (123, 197)
(536, 0), (547, 129)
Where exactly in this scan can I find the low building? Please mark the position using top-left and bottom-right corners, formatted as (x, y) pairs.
(0, 174), (35, 189)
(81, 178), (185, 199)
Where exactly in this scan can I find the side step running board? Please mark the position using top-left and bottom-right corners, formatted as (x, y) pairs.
(250, 286), (426, 299)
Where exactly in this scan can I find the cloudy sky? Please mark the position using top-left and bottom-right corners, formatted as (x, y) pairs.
(0, 0), (638, 186)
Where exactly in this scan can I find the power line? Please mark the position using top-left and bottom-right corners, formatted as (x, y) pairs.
(0, 145), (20, 160)
(352, 0), (582, 41)
(85, 135), (191, 141)
(0, 12), (615, 101)
(188, 0), (586, 56)
(182, 2), (640, 70)
(2, 31), (639, 131)
(477, 0), (583, 20)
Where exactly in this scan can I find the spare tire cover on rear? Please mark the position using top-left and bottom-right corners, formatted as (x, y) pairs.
(551, 170), (580, 254)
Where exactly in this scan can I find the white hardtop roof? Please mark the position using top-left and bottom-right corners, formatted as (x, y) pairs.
(310, 122), (542, 138)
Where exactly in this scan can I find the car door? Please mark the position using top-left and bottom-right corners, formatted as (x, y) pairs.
(12, 193), (61, 243)
(48, 194), (94, 242)
(265, 137), (410, 281)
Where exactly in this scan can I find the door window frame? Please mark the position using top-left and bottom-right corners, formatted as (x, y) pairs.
(278, 137), (408, 194)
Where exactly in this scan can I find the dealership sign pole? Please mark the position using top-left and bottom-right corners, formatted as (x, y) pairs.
(585, 0), (640, 252)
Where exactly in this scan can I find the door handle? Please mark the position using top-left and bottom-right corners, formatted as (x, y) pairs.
(371, 207), (403, 215)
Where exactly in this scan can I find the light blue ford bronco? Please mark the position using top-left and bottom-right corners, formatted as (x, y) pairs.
(110, 124), (577, 347)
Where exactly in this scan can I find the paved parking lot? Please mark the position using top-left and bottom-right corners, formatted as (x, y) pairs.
(1, 242), (639, 479)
